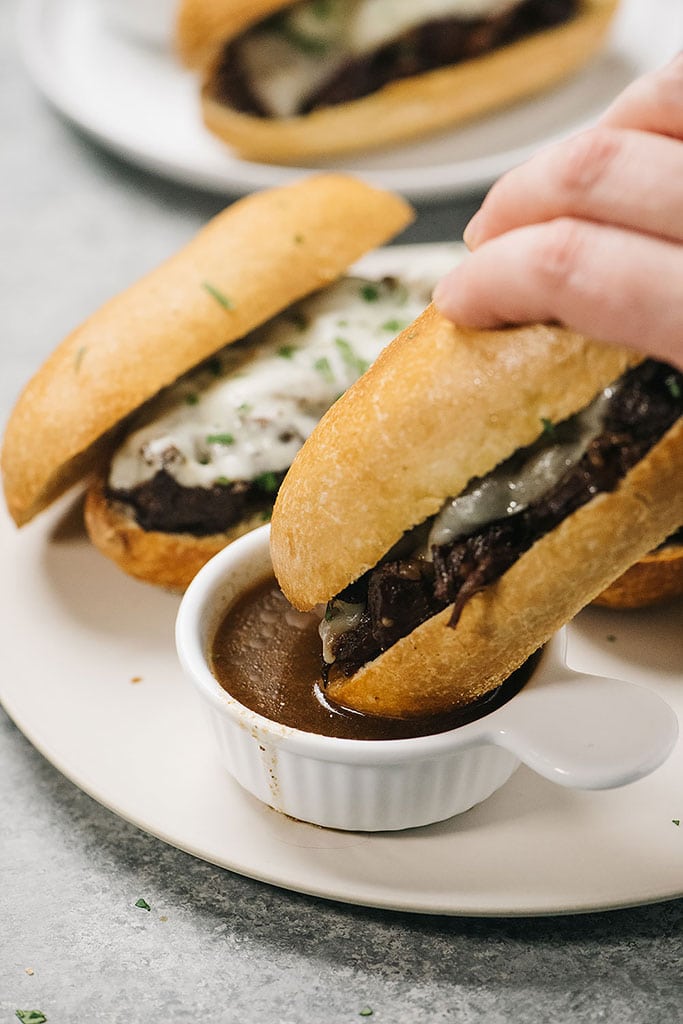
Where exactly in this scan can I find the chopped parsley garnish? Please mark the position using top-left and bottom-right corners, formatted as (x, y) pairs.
(382, 319), (407, 333)
(15, 1013), (47, 1024)
(278, 344), (298, 359)
(185, 393), (199, 406)
(335, 337), (370, 375)
(606, 634), (617, 643)
(254, 471), (280, 494)
(134, 898), (151, 911)
(202, 281), (234, 310)
(673, 819), (681, 827)
(294, 233), (305, 244)
(314, 356), (335, 383)
(238, 402), (252, 414)
(359, 1009), (374, 1018)
(74, 345), (87, 372)
(541, 417), (555, 437)
(215, 477), (232, 487)
(665, 374), (681, 400)
(360, 283), (380, 302)
(261, 509), (273, 522)
(206, 433), (235, 445)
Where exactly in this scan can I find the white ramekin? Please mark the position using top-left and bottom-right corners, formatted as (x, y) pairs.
(176, 526), (678, 832)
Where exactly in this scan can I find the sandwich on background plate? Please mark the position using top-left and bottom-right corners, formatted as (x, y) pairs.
(176, 0), (619, 162)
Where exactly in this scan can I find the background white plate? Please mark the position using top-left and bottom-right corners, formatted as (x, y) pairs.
(18, 0), (683, 201)
(2, 241), (682, 916)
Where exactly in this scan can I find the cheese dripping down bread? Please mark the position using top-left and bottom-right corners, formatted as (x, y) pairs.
(1, 175), (415, 589)
(270, 306), (683, 718)
(176, 0), (619, 162)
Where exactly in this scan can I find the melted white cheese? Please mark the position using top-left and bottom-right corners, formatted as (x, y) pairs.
(428, 388), (615, 549)
(319, 600), (366, 664)
(347, 0), (519, 53)
(109, 274), (437, 492)
(244, 0), (521, 117)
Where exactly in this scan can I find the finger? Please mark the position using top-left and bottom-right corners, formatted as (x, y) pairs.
(463, 127), (683, 250)
(599, 50), (683, 138)
(433, 218), (683, 371)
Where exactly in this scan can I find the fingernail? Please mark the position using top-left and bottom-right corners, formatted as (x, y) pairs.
(463, 211), (482, 249)
(432, 273), (457, 314)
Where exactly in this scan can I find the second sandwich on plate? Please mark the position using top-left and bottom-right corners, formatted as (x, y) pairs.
(1, 174), (432, 589)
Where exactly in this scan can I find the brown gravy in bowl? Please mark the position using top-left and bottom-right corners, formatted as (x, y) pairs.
(210, 577), (538, 741)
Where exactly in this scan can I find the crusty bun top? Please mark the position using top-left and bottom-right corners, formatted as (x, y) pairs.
(270, 307), (639, 610)
(177, 0), (291, 68)
(1, 174), (412, 526)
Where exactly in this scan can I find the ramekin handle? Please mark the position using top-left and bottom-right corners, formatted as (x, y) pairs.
(489, 666), (678, 790)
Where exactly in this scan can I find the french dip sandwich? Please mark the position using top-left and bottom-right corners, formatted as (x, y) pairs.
(1, 174), (422, 589)
(177, 0), (619, 162)
(270, 306), (683, 717)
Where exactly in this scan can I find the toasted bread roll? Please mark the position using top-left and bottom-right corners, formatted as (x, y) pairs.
(177, 0), (618, 162)
(1, 175), (412, 529)
(270, 307), (683, 717)
(593, 535), (683, 610)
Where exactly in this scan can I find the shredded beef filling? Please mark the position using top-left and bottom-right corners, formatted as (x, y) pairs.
(663, 526), (683, 547)
(327, 361), (682, 678)
(108, 469), (285, 535)
(212, 0), (578, 118)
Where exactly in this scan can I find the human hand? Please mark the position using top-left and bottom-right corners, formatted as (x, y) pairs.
(433, 53), (683, 371)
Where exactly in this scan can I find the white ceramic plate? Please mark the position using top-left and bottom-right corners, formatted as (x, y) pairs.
(3, 491), (682, 917)
(2, 242), (682, 916)
(18, 0), (683, 201)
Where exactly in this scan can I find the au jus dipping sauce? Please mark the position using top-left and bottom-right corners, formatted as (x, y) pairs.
(210, 577), (538, 740)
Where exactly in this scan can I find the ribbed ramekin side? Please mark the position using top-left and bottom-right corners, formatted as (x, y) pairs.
(208, 707), (519, 831)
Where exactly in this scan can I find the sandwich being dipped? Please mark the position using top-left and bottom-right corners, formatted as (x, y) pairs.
(270, 306), (683, 718)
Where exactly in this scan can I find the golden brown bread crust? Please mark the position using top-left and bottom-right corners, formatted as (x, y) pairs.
(593, 541), (683, 609)
(188, 0), (618, 162)
(84, 477), (266, 591)
(270, 309), (682, 717)
(1, 175), (412, 527)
